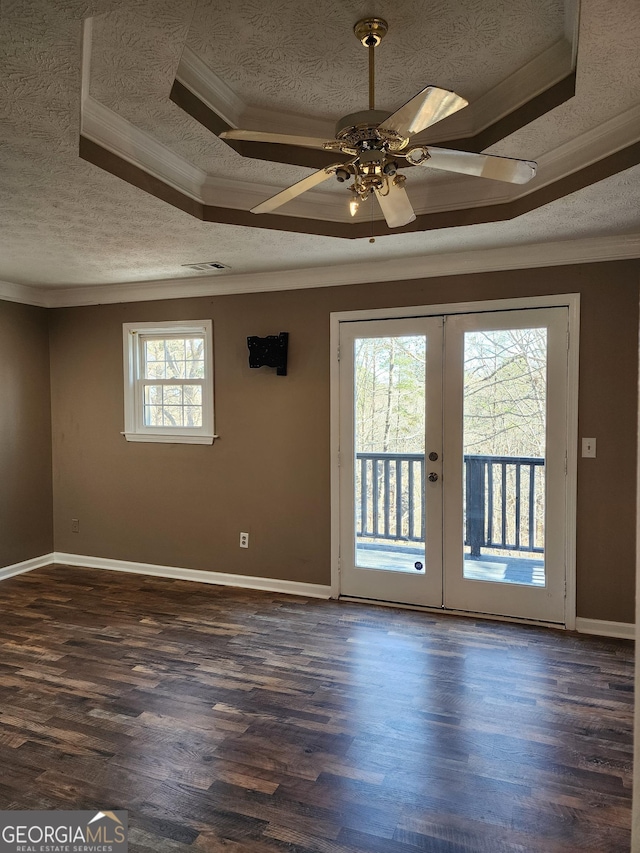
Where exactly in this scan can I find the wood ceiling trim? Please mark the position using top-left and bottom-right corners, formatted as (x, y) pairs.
(79, 135), (640, 240)
(170, 73), (576, 169)
(79, 137), (205, 219)
(80, 136), (345, 236)
(169, 80), (347, 171)
(438, 72), (577, 153)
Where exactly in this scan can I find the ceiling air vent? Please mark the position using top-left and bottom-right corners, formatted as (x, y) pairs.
(182, 261), (231, 272)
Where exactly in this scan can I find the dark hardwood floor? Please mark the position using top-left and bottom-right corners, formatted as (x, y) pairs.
(0, 565), (633, 852)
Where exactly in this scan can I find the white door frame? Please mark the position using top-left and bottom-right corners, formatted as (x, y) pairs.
(330, 293), (580, 630)
(338, 317), (445, 607)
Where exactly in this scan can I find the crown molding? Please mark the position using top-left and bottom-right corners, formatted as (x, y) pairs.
(535, 101), (640, 188)
(79, 92), (640, 221)
(0, 279), (50, 308)
(418, 38), (573, 145)
(79, 64), (640, 228)
(176, 47), (335, 139)
(82, 96), (207, 201)
(230, 97), (640, 218)
(79, 94), (519, 220)
(78, 3), (638, 230)
(81, 96), (354, 217)
(176, 37), (574, 146)
(175, 46), (245, 128)
(79, 5), (597, 237)
(20, 233), (636, 309)
(2, 234), (638, 310)
(565, 0), (581, 63)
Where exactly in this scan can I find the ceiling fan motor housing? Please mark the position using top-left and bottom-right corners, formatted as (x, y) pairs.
(335, 109), (393, 148)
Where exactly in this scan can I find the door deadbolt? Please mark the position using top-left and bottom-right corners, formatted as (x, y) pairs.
(428, 451), (438, 461)
(428, 472), (439, 482)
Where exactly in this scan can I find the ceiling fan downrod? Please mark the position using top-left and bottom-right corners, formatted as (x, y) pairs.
(353, 18), (388, 111)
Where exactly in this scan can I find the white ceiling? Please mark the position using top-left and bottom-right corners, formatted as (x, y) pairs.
(1, 0), (639, 306)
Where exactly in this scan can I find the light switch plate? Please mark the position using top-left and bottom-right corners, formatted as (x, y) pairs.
(582, 437), (596, 458)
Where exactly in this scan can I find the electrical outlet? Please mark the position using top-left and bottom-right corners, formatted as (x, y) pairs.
(582, 437), (596, 458)
(239, 532), (249, 548)
(71, 518), (80, 533)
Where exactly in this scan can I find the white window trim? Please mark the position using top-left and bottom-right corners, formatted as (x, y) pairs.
(122, 319), (215, 445)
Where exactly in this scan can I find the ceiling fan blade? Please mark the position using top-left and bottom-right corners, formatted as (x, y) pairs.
(375, 180), (416, 228)
(422, 147), (537, 183)
(379, 87), (468, 139)
(251, 165), (340, 214)
(220, 129), (329, 150)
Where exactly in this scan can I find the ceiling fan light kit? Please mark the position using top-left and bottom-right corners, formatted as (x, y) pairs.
(219, 18), (538, 230)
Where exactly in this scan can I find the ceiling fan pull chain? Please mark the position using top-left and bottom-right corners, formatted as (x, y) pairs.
(370, 184), (376, 243)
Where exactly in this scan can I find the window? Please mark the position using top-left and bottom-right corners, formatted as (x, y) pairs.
(123, 320), (215, 444)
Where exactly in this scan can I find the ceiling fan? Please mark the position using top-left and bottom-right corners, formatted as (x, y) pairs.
(220, 17), (538, 229)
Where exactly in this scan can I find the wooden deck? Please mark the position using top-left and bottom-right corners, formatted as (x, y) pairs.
(0, 565), (633, 853)
(357, 542), (545, 586)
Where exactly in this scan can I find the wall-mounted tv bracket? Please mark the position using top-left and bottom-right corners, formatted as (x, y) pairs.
(247, 332), (289, 376)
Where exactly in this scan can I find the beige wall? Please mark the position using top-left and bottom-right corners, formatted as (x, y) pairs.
(0, 299), (53, 567)
(48, 260), (640, 622)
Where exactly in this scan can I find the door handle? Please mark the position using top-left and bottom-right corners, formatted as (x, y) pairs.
(428, 472), (439, 482)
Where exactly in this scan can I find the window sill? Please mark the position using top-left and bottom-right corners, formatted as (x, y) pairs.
(122, 432), (217, 445)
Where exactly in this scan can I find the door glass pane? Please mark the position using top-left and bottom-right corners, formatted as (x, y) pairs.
(354, 336), (426, 573)
(462, 327), (547, 586)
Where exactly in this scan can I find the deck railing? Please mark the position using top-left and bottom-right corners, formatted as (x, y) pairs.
(355, 452), (545, 554)
(356, 452), (425, 543)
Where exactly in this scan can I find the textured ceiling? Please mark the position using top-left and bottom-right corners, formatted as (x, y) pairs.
(87, 0), (570, 190)
(186, 0), (565, 117)
(0, 0), (639, 293)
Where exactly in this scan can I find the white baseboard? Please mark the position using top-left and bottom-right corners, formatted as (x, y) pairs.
(575, 617), (635, 640)
(53, 552), (332, 599)
(0, 553), (54, 581)
(0, 557), (633, 637)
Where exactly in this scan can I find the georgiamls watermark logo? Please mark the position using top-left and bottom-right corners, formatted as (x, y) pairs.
(0, 810), (127, 852)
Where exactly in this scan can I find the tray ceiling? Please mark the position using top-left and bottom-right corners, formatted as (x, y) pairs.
(0, 0), (639, 301)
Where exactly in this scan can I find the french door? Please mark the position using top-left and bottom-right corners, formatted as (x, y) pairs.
(338, 307), (569, 624)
